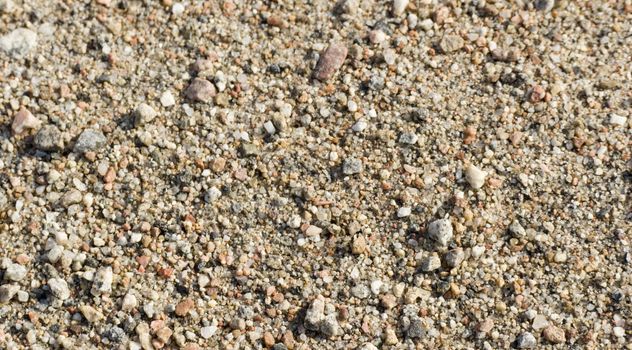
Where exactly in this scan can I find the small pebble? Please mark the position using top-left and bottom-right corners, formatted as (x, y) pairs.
(420, 253), (441, 272)
(397, 207), (411, 218)
(185, 78), (217, 102)
(313, 42), (348, 81)
(443, 248), (465, 268)
(0, 28), (38, 57)
(532, 314), (549, 330)
(11, 108), (41, 135)
(515, 332), (537, 349)
(34, 125), (63, 152)
(74, 129), (107, 153)
(48, 278), (70, 299)
(609, 114), (627, 126)
(427, 218), (453, 247)
(134, 103), (157, 126)
(342, 158), (363, 175)
(392, 0), (409, 16)
(4, 262), (27, 281)
(91, 266), (113, 296)
(200, 325), (217, 339)
(0, 284), (19, 303)
(535, 0), (555, 12)
(543, 325), (566, 344)
(160, 90), (176, 107)
(464, 164), (487, 189)
(399, 132), (418, 145)
(439, 34), (464, 53)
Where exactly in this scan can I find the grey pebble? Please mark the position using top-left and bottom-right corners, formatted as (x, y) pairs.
(515, 332), (537, 348)
(4, 262), (27, 281)
(399, 132), (418, 145)
(343, 158), (363, 175)
(48, 278), (71, 299)
(34, 125), (63, 152)
(420, 253), (441, 272)
(439, 34), (464, 53)
(443, 248), (465, 268)
(74, 129), (106, 153)
(0, 284), (19, 303)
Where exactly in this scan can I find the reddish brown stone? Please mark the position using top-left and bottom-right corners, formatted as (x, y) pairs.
(185, 78), (216, 102)
(313, 43), (348, 81)
(175, 298), (194, 317)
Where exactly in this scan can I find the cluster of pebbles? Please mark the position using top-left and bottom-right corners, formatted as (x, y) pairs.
(1, 0), (630, 349)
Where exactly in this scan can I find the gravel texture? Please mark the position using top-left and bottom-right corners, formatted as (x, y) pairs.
(0, 0), (631, 349)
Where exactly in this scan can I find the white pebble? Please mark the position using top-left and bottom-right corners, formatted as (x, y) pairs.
(263, 121), (276, 135)
(397, 207), (411, 218)
(172, 3), (185, 15)
(464, 164), (487, 189)
(352, 120), (367, 132)
(370, 280), (383, 294)
(347, 100), (358, 112)
(609, 113), (627, 126)
(392, 0), (409, 16)
(160, 91), (176, 107)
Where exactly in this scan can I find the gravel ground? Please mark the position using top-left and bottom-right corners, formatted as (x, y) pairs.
(0, 0), (630, 349)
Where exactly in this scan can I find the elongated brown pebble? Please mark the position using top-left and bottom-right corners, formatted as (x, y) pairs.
(313, 42), (348, 81)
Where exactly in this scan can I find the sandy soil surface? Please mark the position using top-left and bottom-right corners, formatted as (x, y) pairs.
(0, 0), (630, 349)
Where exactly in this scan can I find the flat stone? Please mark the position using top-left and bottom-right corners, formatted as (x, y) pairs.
(397, 207), (411, 218)
(313, 42), (348, 81)
(532, 314), (549, 330)
(160, 91), (176, 107)
(200, 325), (217, 339)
